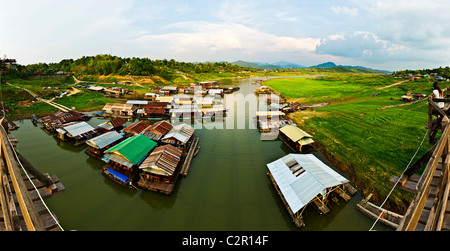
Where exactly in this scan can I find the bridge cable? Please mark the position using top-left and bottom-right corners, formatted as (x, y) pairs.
(369, 129), (428, 231)
(1, 125), (64, 231)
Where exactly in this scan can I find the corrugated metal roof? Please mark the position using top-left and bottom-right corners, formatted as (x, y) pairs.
(279, 125), (314, 145)
(266, 154), (348, 214)
(139, 144), (183, 176)
(142, 121), (172, 141)
(123, 121), (151, 135)
(126, 100), (149, 105)
(105, 135), (157, 166)
(60, 121), (96, 139)
(41, 110), (84, 126)
(162, 123), (195, 145)
(86, 131), (123, 149)
(102, 103), (135, 112)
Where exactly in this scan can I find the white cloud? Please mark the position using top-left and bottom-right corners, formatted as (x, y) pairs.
(316, 31), (409, 62)
(330, 6), (359, 18)
(134, 21), (320, 62)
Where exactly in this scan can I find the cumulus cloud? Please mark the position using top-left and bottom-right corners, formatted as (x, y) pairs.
(330, 6), (359, 18)
(315, 31), (409, 62)
(134, 21), (320, 61)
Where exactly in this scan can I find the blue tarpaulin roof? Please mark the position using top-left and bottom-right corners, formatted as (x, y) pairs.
(105, 168), (129, 183)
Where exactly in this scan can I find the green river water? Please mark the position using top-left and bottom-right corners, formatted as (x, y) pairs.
(11, 78), (390, 231)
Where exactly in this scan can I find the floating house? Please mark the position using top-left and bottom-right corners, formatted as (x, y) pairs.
(256, 111), (285, 119)
(266, 154), (350, 228)
(135, 102), (170, 119)
(97, 117), (126, 133)
(279, 125), (315, 153)
(159, 86), (178, 95)
(103, 135), (157, 188)
(55, 121), (97, 146)
(40, 110), (86, 131)
(122, 120), (150, 137)
(161, 123), (195, 148)
(144, 93), (159, 101)
(142, 120), (173, 142)
(85, 131), (124, 159)
(102, 103), (136, 117)
(137, 144), (183, 194)
(156, 96), (174, 104)
(254, 86), (272, 94)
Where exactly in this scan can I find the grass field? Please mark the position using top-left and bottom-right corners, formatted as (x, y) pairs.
(265, 74), (435, 212)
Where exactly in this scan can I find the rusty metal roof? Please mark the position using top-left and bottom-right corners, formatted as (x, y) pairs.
(142, 121), (172, 141)
(139, 144), (183, 176)
(123, 121), (150, 135)
(41, 110), (84, 126)
(110, 117), (126, 128)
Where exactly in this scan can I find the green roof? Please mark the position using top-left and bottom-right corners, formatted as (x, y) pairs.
(105, 135), (156, 166)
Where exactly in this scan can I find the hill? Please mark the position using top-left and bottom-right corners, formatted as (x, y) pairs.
(310, 62), (391, 74)
(233, 60), (391, 73)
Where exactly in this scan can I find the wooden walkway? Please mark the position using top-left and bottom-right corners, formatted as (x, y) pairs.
(392, 97), (450, 231)
(1, 116), (65, 231)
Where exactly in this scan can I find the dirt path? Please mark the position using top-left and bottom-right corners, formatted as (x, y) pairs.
(377, 79), (410, 90)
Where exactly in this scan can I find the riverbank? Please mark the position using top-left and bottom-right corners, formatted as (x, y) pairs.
(265, 74), (433, 214)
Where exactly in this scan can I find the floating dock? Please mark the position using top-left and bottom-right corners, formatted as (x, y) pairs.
(180, 137), (199, 176)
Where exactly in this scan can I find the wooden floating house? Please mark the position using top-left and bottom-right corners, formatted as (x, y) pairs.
(161, 123), (195, 148)
(40, 110), (86, 131)
(85, 131), (124, 159)
(55, 121), (97, 146)
(97, 117), (126, 133)
(102, 103), (136, 118)
(137, 144), (183, 194)
(279, 125), (316, 153)
(141, 120), (173, 142)
(266, 154), (351, 228)
(102, 135), (157, 189)
(122, 120), (151, 137)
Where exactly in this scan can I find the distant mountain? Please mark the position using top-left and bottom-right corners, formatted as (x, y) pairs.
(233, 60), (391, 74)
(309, 61), (391, 74)
(232, 60), (305, 69)
(271, 61), (307, 69)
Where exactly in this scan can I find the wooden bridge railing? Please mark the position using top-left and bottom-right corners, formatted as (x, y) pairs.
(397, 97), (450, 231)
(0, 118), (45, 231)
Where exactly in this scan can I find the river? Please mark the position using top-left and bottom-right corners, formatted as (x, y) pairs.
(11, 77), (390, 231)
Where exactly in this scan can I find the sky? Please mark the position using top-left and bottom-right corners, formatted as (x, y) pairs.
(1, 0), (450, 71)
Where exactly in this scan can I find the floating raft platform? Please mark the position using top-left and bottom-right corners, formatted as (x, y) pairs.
(180, 137), (199, 176)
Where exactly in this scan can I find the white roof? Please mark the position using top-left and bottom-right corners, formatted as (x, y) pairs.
(267, 154), (348, 214)
(61, 122), (96, 138)
(162, 123), (195, 145)
(86, 131), (123, 149)
(126, 100), (148, 105)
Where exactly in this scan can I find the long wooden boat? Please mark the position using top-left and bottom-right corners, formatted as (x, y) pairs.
(102, 166), (138, 190)
(356, 194), (403, 229)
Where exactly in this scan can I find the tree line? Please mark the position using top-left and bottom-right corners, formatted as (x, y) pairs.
(393, 66), (450, 78)
(23, 54), (250, 76)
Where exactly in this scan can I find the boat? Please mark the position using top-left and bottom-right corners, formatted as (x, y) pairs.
(356, 194), (403, 229)
(102, 167), (138, 190)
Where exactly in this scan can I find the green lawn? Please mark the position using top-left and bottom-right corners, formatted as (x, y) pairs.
(266, 74), (434, 212)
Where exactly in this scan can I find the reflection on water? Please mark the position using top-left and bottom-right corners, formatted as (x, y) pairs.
(11, 78), (391, 231)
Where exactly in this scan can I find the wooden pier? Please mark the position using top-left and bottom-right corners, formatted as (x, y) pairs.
(1, 115), (65, 231)
(180, 137), (199, 176)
